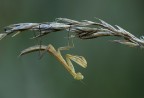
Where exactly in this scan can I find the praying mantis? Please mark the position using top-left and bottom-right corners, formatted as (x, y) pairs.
(0, 18), (144, 80)
(19, 45), (87, 80)
(0, 19), (88, 80)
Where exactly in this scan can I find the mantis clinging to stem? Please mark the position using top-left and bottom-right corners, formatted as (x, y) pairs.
(0, 19), (88, 80)
(0, 18), (144, 80)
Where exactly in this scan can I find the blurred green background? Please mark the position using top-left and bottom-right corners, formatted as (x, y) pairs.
(0, 0), (144, 98)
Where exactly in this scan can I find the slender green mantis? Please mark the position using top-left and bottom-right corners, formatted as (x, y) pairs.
(0, 18), (144, 80)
